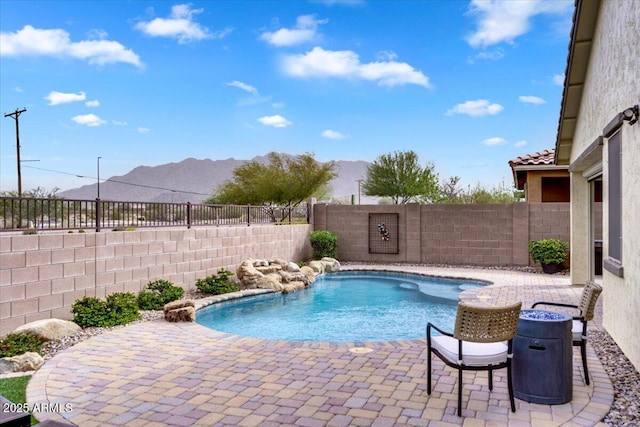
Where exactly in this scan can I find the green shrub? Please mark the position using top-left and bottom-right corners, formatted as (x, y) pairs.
(71, 297), (109, 328)
(72, 292), (140, 328)
(106, 293), (141, 325)
(137, 279), (184, 310)
(0, 333), (43, 357)
(196, 269), (239, 295)
(529, 239), (569, 265)
(309, 230), (338, 259)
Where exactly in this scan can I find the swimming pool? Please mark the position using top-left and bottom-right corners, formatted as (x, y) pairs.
(196, 270), (488, 342)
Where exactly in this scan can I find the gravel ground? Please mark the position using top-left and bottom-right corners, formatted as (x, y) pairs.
(37, 266), (638, 426)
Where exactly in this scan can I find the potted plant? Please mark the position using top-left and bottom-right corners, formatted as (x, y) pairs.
(528, 239), (569, 274)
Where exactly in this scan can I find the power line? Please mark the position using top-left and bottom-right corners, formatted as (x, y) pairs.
(22, 164), (212, 196)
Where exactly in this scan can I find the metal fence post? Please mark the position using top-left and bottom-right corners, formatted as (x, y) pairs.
(187, 202), (191, 229)
(96, 198), (101, 232)
(247, 205), (251, 226)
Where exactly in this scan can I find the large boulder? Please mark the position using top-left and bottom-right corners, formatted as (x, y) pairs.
(286, 262), (301, 272)
(14, 319), (81, 342)
(282, 281), (306, 294)
(163, 299), (195, 315)
(321, 257), (341, 272)
(255, 265), (282, 275)
(165, 307), (195, 322)
(0, 352), (44, 374)
(256, 274), (284, 292)
(300, 266), (316, 283)
(267, 258), (288, 268)
(237, 260), (265, 288)
(163, 300), (196, 322)
(308, 260), (325, 274)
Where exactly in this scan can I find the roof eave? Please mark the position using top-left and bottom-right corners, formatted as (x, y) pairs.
(554, 0), (601, 165)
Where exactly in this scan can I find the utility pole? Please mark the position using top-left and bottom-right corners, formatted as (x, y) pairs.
(4, 108), (27, 197)
(356, 179), (364, 205)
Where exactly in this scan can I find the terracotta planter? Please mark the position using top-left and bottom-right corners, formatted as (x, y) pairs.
(541, 262), (563, 274)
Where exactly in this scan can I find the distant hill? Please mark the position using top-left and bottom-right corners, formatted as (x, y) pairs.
(59, 155), (377, 204)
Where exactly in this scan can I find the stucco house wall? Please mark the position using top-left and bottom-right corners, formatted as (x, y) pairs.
(524, 170), (570, 203)
(564, 0), (640, 369)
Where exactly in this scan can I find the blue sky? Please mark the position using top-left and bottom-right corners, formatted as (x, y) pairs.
(1, 0), (574, 194)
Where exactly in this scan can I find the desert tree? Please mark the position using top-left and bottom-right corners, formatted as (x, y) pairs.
(363, 150), (440, 204)
(207, 152), (337, 221)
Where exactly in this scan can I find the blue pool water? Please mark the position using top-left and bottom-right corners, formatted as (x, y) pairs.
(196, 270), (487, 342)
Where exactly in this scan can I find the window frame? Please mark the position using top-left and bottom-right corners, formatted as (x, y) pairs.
(602, 116), (624, 277)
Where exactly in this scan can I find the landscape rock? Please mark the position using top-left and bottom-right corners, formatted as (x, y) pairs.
(268, 258), (288, 267)
(300, 266), (316, 283)
(286, 262), (301, 272)
(163, 300), (196, 322)
(237, 260), (265, 287)
(0, 352), (44, 374)
(14, 319), (82, 342)
(236, 256), (336, 293)
(165, 306), (195, 322)
(321, 257), (341, 272)
(255, 265), (282, 275)
(256, 274), (284, 292)
(282, 281), (307, 294)
(163, 299), (195, 314)
(308, 260), (325, 273)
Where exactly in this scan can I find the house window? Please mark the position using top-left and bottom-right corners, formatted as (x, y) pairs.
(541, 177), (570, 202)
(604, 130), (623, 276)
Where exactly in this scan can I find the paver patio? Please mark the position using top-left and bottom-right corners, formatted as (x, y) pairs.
(26, 265), (613, 426)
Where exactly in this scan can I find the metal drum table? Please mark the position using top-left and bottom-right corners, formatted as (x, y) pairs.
(513, 309), (573, 404)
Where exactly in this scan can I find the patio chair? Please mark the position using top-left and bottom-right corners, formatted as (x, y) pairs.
(426, 301), (522, 416)
(532, 280), (603, 385)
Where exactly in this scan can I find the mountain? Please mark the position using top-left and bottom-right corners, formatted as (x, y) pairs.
(59, 155), (376, 204)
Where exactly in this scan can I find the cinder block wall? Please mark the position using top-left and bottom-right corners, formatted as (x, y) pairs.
(314, 202), (570, 266)
(0, 224), (312, 335)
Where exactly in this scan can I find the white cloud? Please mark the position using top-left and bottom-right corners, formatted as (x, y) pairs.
(482, 137), (507, 146)
(258, 115), (292, 128)
(519, 95), (546, 105)
(136, 4), (232, 43)
(473, 48), (505, 61)
(466, 0), (573, 48)
(112, 120), (127, 126)
(45, 91), (87, 105)
(446, 99), (503, 116)
(282, 47), (430, 88)
(322, 129), (347, 140)
(260, 15), (328, 47)
(72, 114), (106, 127)
(272, 102), (286, 108)
(14, 87), (23, 92)
(515, 140), (528, 147)
(226, 80), (258, 95)
(553, 73), (565, 85)
(0, 25), (142, 67)
(85, 100), (100, 107)
(138, 127), (150, 134)
(87, 29), (109, 40)
(375, 50), (398, 61)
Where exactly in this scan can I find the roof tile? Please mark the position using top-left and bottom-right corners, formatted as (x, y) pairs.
(508, 149), (555, 167)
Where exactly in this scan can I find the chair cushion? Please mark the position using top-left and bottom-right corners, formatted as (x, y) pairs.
(572, 320), (585, 341)
(431, 335), (508, 367)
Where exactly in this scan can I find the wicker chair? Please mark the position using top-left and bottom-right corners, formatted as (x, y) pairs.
(426, 301), (522, 416)
(532, 280), (602, 385)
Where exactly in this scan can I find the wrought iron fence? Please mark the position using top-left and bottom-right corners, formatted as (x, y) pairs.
(0, 197), (309, 232)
